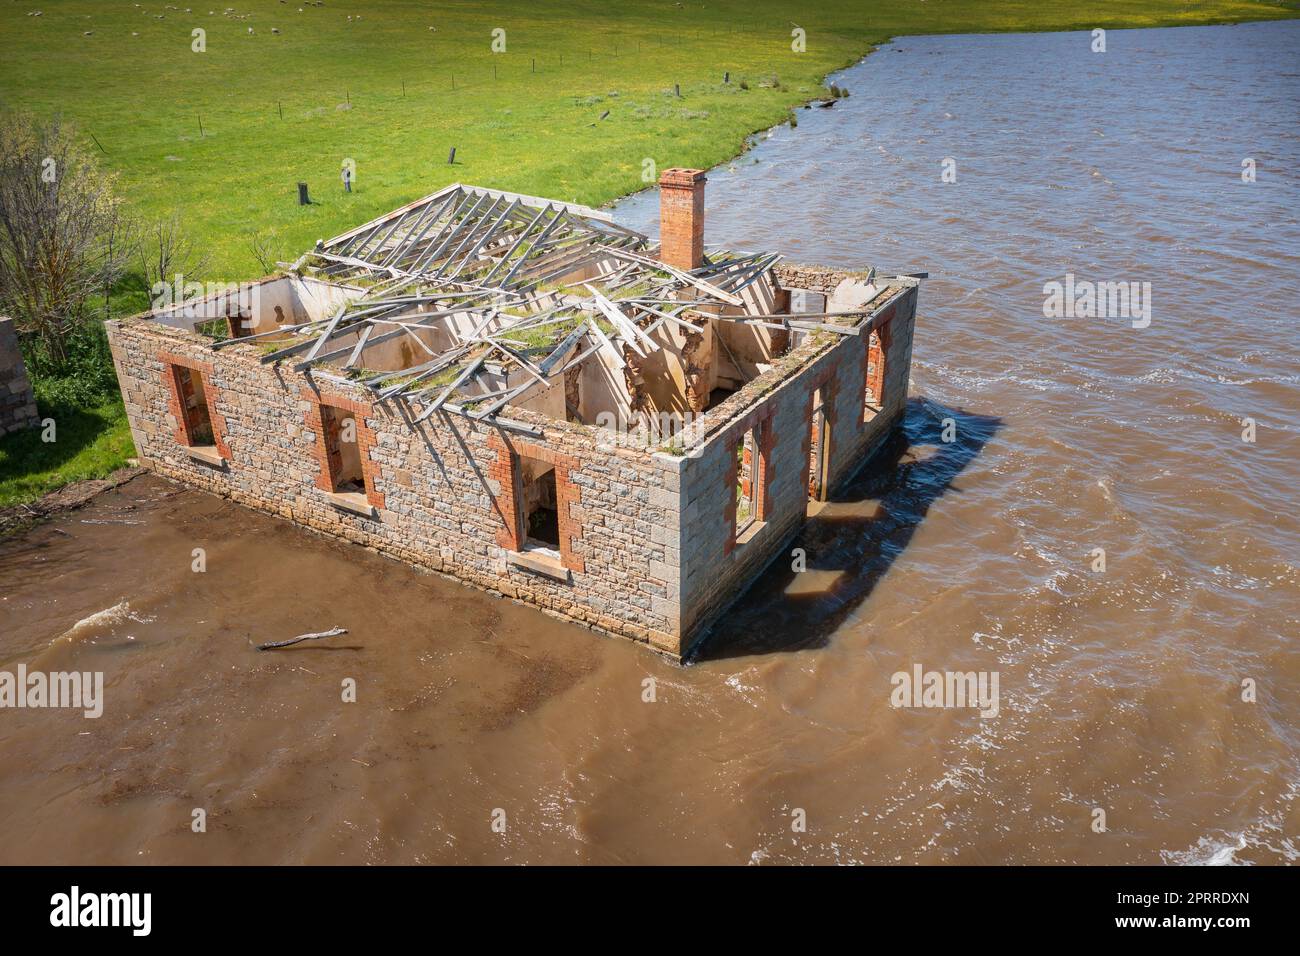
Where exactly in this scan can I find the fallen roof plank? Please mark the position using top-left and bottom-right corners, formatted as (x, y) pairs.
(487, 337), (549, 385)
(416, 354), (488, 421)
(586, 285), (658, 355)
(210, 318), (325, 350)
(372, 345), (474, 398)
(537, 323), (588, 376)
(585, 314), (625, 369)
(433, 401), (543, 437)
(603, 247), (743, 305)
(343, 324), (375, 369)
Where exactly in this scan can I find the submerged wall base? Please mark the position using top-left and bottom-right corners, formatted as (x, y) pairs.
(107, 271), (919, 661)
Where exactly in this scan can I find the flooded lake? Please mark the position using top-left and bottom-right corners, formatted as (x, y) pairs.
(2, 23), (1297, 864)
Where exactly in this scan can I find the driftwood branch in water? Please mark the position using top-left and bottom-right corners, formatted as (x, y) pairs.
(256, 627), (348, 651)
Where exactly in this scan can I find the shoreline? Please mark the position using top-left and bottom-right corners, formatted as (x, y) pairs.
(2, 15), (1295, 516)
(598, 15), (1300, 215)
(0, 466), (145, 539)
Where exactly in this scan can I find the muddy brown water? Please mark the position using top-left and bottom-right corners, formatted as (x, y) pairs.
(2, 24), (1298, 864)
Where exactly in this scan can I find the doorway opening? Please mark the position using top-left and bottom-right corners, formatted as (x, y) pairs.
(734, 425), (761, 539)
(808, 384), (831, 508)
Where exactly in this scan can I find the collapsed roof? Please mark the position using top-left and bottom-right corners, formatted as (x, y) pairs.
(211, 183), (871, 433)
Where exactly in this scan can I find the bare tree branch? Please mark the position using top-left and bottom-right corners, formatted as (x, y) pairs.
(0, 112), (132, 367)
(138, 211), (210, 296)
(249, 231), (278, 274)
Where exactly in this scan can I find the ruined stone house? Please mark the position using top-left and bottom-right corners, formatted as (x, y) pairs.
(0, 317), (39, 436)
(106, 170), (921, 660)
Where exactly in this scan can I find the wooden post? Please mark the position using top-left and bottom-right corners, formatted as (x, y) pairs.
(198, 114), (204, 137)
(297, 182), (310, 206)
(448, 147), (456, 165)
(277, 100), (283, 119)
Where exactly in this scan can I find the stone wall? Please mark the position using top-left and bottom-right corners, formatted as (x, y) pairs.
(0, 318), (39, 436)
(105, 269), (918, 661)
(107, 320), (685, 655)
(675, 278), (919, 656)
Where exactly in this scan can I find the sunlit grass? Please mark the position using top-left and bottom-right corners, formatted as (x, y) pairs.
(2, 1), (1291, 280)
(0, 0), (1292, 510)
(0, 400), (134, 508)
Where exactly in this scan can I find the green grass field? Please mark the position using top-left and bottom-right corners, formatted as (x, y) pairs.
(0, 399), (134, 507)
(0, 0), (1295, 508)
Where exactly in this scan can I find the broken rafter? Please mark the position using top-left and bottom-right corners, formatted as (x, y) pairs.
(260, 185), (843, 434)
(210, 317), (326, 350)
(415, 354), (488, 422)
(537, 323), (588, 376)
(603, 247), (743, 306)
(373, 345), (473, 399)
(585, 284), (657, 356)
(716, 253), (782, 296)
(584, 314), (625, 369)
(480, 204), (555, 285)
(486, 337), (548, 385)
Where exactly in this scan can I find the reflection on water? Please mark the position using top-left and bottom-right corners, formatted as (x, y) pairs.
(1, 23), (1298, 864)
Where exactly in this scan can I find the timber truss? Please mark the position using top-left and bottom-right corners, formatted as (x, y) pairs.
(212, 184), (851, 432)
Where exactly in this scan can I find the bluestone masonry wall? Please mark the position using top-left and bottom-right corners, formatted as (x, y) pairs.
(105, 268), (917, 660)
(107, 320), (685, 654)
(675, 274), (918, 654)
(0, 318), (39, 436)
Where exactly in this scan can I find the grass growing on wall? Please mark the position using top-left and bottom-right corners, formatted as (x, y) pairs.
(0, 0), (1294, 509)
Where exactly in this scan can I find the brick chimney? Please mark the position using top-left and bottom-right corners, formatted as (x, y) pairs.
(658, 168), (706, 271)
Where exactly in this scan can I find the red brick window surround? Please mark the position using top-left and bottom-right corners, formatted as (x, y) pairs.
(489, 435), (585, 574)
(864, 317), (892, 419)
(725, 410), (776, 554)
(302, 389), (385, 512)
(159, 351), (230, 458)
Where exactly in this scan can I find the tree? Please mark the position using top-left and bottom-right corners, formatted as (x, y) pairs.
(138, 210), (210, 298)
(249, 230), (279, 274)
(0, 112), (130, 369)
